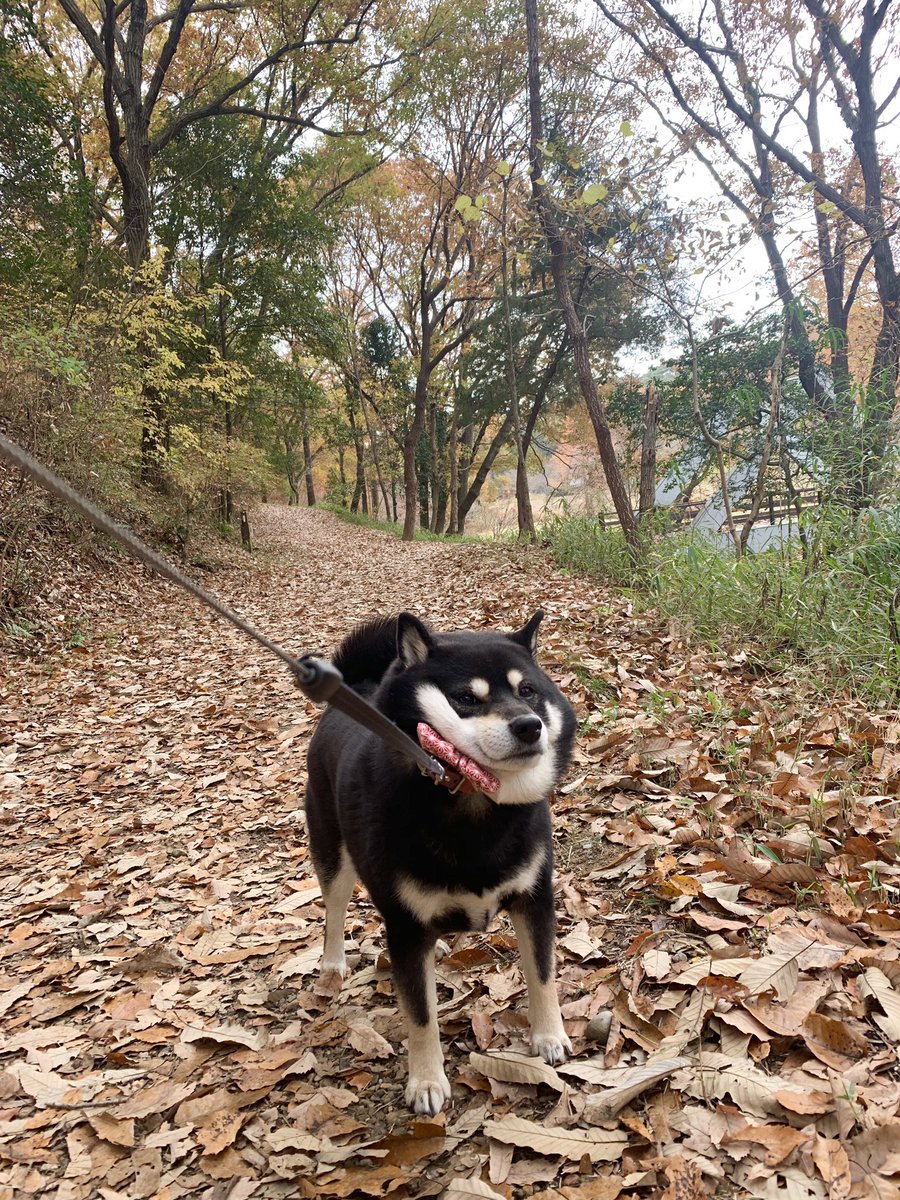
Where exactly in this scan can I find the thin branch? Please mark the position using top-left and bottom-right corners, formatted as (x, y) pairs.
(147, 0), (249, 29)
(629, 0), (871, 230)
(150, 2), (374, 155)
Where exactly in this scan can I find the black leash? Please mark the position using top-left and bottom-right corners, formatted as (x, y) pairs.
(0, 433), (446, 783)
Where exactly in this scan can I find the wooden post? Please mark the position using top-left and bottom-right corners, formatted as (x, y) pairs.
(240, 509), (252, 552)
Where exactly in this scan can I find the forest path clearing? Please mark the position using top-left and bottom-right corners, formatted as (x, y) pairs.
(2, 506), (899, 1198)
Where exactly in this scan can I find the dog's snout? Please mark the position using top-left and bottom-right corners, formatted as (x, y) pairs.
(510, 714), (543, 745)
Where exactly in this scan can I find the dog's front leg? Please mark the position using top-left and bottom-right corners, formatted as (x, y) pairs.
(509, 888), (571, 1067)
(385, 919), (450, 1116)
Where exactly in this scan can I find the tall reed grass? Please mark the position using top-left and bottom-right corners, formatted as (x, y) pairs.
(542, 508), (900, 705)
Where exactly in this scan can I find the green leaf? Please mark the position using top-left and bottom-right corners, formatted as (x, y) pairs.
(817, 199), (837, 214)
(454, 195), (472, 213)
(495, 160), (511, 178)
(583, 182), (608, 206)
(620, 120), (634, 137)
(457, 202), (482, 224)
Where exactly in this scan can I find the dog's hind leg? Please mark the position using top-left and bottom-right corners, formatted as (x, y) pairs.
(509, 882), (571, 1067)
(306, 781), (355, 996)
(385, 918), (450, 1116)
(318, 848), (356, 992)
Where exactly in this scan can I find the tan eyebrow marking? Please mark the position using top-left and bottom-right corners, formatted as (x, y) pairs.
(470, 677), (490, 700)
(507, 669), (523, 689)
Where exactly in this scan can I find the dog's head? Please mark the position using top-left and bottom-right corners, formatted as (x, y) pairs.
(380, 612), (576, 806)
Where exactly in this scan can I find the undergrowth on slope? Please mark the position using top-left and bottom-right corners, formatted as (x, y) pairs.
(542, 507), (900, 705)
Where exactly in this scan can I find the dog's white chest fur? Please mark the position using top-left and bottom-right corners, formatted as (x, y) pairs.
(395, 845), (546, 931)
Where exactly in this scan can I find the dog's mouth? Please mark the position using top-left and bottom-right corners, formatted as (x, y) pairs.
(417, 722), (501, 796)
(495, 746), (543, 764)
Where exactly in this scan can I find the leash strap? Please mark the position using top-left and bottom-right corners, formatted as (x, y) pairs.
(0, 433), (445, 783)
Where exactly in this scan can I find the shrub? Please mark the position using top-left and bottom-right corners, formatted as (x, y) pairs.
(542, 509), (900, 704)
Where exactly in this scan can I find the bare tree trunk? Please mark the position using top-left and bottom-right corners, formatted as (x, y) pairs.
(458, 411), (515, 532)
(519, 334), (567, 528)
(284, 436), (300, 505)
(419, 466), (429, 531)
(672, 459), (707, 516)
(457, 422), (474, 532)
(779, 439), (809, 555)
(738, 331), (786, 555)
(348, 405), (366, 513)
(436, 493), (448, 534)
(219, 294), (234, 525)
(356, 387), (392, 519)
(428, 402), (440, 533)
(500, 175), (535, 541)
(525, 0), (638, 553)
(302, 416), (316, 507)
(448, 409), (459, 535)
(403, 356), (431, 541)
(638, 383), (658, 522)
(686, 325), (740, 554)
(457, 338), (566, 532)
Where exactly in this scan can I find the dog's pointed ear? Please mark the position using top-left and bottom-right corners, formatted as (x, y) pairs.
(507, 610), (544, 658)
(396, 612), (433, 668)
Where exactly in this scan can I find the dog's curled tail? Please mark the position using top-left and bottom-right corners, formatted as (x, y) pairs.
(332, 615), (399, 689)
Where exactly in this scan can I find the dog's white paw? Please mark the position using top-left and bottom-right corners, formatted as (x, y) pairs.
(405, 1071), (451, 1116)
(435, 939), (451, 961)
(315, 962), (346, 999)
(532, 1030), (572, 1067)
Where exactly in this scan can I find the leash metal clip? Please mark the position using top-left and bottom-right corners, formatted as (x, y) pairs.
(419, 759), (447, 785)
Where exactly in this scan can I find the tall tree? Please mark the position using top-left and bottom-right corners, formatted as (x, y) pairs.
(41, 0), (380, 484)
(593, 0), (900, 497)
(349, 0), (517, 540)
(156, 113), (333, 518)
(524, 0), (640, 549)
(0, 24), (89, 291)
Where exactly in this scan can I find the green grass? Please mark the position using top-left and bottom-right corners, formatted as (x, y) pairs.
(321, 502), (480, 543)
(542, 507), (900, 706)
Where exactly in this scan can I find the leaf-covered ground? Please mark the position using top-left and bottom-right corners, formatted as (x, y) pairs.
(1, 506), (899, 1200)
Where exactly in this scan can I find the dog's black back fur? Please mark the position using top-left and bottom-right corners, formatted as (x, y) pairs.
(332, 615), (398, 690)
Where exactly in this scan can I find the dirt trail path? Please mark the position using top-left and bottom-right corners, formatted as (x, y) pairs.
(2, 506), (899, 1198)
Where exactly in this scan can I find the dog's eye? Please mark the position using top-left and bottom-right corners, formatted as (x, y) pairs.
(455, 690), (481, 707)
(518, 682), (536, 699)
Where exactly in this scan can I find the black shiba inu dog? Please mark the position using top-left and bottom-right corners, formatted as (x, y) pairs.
(305, 611), (576, 1115)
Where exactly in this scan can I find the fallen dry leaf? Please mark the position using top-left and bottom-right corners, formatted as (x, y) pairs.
(483, 1114), (629, 1162)
(724, 1121), (813, 1166)
(469, 1049), (565, 1091)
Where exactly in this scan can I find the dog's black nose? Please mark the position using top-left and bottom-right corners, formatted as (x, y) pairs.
(510, 714), (543, 745)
